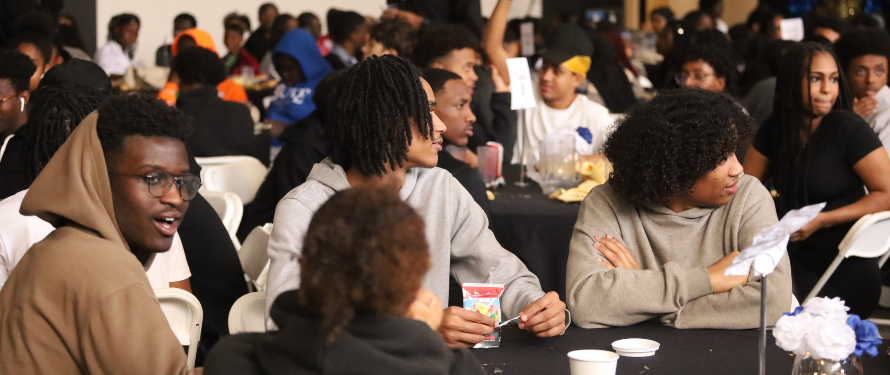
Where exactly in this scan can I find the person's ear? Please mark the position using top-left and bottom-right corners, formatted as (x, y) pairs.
(20, 91), (30, 107)
(715, 77), (726, 91)
(383, 48), (398, 57)
(430, 61), (446, 70)
(571, 72), (586, 88)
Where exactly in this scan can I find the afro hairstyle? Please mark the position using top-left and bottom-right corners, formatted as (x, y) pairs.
(327, 9), (365, 44)
(834, 29), (890, 72)
(604, 88), (753, 206)
(682, 43), (738, 94)
(0, 49), (37, 92)
(96, 94), (192, 157)
(412, 24), (479, 68)
(369, 18), (417, 59)
(173, 47), (227, 87)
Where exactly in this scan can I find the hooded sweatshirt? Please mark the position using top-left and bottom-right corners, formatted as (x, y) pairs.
(0, 112), (189, 374)
(158, 28), (248, 106)
(204, 290), (486, 375)
(266, 159), (545, 323)
(265, 29), (333, 124)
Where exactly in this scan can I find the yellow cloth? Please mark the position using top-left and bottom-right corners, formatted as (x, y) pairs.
(549, 160), (608, 203)
(562, 55), (592, 76)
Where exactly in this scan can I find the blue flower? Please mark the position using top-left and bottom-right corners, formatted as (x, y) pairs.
(783, 306), (804, 317)
(846, 314), (882, 357)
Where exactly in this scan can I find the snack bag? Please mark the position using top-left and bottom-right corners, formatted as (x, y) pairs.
(462, 283), (506, 348)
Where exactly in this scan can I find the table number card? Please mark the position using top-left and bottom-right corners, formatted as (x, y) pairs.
(520, 22), (535, 57)
(507, 57), (537, 110)
(780, 18), (805, 41)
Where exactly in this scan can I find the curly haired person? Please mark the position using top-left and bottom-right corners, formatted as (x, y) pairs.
(567, 89), (792, 329)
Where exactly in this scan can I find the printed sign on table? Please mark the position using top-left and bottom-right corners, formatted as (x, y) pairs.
(507, 57), (537, 110)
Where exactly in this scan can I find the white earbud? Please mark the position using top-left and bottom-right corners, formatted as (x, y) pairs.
(20, 98), (24, 112)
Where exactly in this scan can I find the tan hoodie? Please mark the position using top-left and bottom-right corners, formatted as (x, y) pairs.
(0, 112), (188, 374)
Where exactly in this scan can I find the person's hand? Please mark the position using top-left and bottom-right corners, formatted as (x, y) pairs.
(438, 306), (496, 348)
(517, 291), (566, 337)
(382, 9), (424, 28)
(265, 119), (287, 138)
(853, 95), (880, 118)
(406, 288), (444, 331)
(706, 251), (748, 293)
(791, 213), (824, 242)
(491, 65), (510, 93)
(594, 235), (641, 270)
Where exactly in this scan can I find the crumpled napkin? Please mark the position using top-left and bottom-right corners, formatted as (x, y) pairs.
(548, 160), (608, 203)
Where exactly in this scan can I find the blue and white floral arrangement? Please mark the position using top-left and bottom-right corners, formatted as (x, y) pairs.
(773, 297), (882, 362)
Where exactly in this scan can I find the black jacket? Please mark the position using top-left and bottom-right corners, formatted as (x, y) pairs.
(244, 27), (272, 62)
(204, 290), (486, 375)
(388, 0), (484, 38)
(176, 86), (257, 158)
(324, 53), (348, 71)
(0, 132), (28, 200)
(468, 69), (517, 163)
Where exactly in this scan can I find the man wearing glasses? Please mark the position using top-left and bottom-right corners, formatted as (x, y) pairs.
(676, 44), (737, 94)
(0, 94), (199, 374)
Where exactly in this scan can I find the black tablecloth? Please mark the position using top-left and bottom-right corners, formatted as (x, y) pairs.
(489, 165), (580, 298)
(472, 324), (890, 375)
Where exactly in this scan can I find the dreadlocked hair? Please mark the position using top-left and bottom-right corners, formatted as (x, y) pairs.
(770, 42), (852, 215)
(326, 54), (433, 176)
(19, 85), (106, 182)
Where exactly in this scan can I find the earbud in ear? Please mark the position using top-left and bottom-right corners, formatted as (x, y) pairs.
(20, 98), (24, 112)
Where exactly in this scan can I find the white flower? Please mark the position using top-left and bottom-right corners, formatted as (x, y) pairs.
(803, 297), (849, 321)
(805, 316), (857, 361)
(774, 313), (813, 355)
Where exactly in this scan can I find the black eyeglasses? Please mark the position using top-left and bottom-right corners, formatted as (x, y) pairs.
(111, 170), (202, 201)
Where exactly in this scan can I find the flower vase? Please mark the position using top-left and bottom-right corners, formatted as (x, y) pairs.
(792, 353), (863, 375)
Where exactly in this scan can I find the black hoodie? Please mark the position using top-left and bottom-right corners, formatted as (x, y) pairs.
(204, 290), (486, 375)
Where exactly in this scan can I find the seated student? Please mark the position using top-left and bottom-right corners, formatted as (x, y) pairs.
(158, 28), (249, 106)
(0, 84), (190, 291)
(264, 28), (333, 136)
(415, 24), (516, 163)
(237, 71), (342, 241)
(174, 47), (256, 158)
(677, 44), (737, 94)
(421, 68), (491, 217)
(362, 17), (417, 60)
(12, 32), (53, 91)
(244, 3), (279, 62)
(0, 94), (196, 374)
(834, 29), (890, 157)
(0, 50), (36, 200)
(258, 14), (298, 80)
(206, 187), (485, 375)
(267, 55), (566, 347)
(223, 23), (261, 76)
(156, 13), (196, 67)
(324, 9), (368, 70)
(567, 89), (792, 329)
(297, 12), (327, 55)
(95, 13), (140, 77)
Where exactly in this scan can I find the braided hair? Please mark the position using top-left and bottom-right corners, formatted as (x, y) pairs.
(18, 85), (106, 181)
(770, 42), (852, 215)
(326, 55), (433, 176)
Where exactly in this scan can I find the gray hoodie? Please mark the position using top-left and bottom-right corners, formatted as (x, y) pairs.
(266, 159), (545, 323)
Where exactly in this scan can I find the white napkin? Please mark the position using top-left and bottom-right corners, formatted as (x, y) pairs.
(726, 202), (826, 276)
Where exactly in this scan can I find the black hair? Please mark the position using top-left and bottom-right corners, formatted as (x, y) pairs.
(369, 18), (417, 59)
(769, 42), (852, 214)
(312, 69), (346, 123)
(0, 49), (37, 92)
(652, 7), (675, 22)
(806, 15), (852, 38)
(57, 21), (87, 51)
(412, 25), (479, 68)
(96, 94), (192, 158)
(14, 11), (56, 37)
(107, 13), (139, 40)
(834, 29), (890, 72)
(682, 10), (711, 30)
(19, 85), (106, 181)
(421, 67), (462, 93)
(326, 55), (432, 176)
(174, 47), (227, 87)
(224, 12), (250, 32)
(604, 89), (752, 206)
(682, 43), (738, 94)
(850, 13), (883, 30)
(11, 32), (53, 64)
(174, 13), (196, 29)
(327, 9), (365, 45)
(505, 19), (523, 43)
(225, 23), (245, 35)
(270, 14), (295, 48)
(259, 3), (278, 19)
(296, 12), (319, 28)
(699, 0), (722, 14)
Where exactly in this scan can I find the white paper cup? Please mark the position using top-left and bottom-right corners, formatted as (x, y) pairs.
(567, 350), (619, 375)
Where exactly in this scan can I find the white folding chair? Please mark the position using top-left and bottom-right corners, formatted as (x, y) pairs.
(801, 212), (890, 325)
(239, 224), (274, 291)
(200, 190), (243, 239)
(155, 288), (203, 370)
(196, 156), (268, 204)
(228, 291), (267, 334)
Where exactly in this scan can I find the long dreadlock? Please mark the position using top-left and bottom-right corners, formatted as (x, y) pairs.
(770, 42), (852, 215)
(327, 54), (433, 176)
(18, 85), (105, 182)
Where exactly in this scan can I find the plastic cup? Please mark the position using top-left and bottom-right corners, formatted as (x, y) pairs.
(568, 350), (619, 375)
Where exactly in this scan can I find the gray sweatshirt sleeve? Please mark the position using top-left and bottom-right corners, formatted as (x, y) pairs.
(446, 176), (545, 318)
(566, 192), (714, 328)
(264, 196), (313, 325)
(663, 183), (791, 329)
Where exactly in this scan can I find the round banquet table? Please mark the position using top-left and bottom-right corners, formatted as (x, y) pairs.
(472, 324), (890, 375)
(488, 165), (580, 298)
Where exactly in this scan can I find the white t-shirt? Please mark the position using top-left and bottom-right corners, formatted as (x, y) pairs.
(512, 78), (615, 165)
(0, 190), (190, 290)
(94, 40), (137, 76)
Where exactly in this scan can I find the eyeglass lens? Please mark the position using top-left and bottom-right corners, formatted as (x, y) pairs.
(145, 171), (202, 201)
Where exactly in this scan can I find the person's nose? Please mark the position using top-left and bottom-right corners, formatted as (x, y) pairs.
(466, 108), (477, 124)
(867, 71), (878, 85)
(727, 154), (744, 177)
(432, 112), (447, 134)
(468, 69), (478, 85)
(159, 183), (185, 208)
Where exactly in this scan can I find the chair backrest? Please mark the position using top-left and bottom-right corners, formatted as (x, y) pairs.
(196, 156), (268, 204)
(240, 224), (274, 283)
(838, 212), (890, 260)
(201, 190), (244, 239)
(155, 288), (203, 370)
(228, 291), (267, 334)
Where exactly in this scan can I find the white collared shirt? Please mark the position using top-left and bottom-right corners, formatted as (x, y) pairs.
(94, 40), (138, 76)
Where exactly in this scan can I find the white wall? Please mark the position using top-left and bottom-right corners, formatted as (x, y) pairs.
(96, 0), (542, 66)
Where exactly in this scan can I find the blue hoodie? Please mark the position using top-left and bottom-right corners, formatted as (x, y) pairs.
(266, 29), (333, 124)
